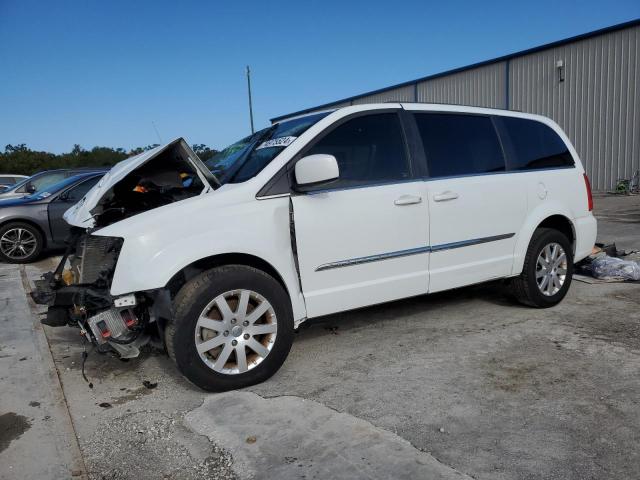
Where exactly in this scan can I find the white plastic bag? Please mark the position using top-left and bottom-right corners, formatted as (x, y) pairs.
(591, 256), (640, 281)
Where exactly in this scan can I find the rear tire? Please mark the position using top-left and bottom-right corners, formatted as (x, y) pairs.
(511, 228), (573, 308)
(165, 265), (294, 391)
(0, 222), (43, 263)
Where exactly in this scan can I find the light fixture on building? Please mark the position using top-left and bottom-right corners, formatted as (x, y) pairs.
(556, 59), (565, 82)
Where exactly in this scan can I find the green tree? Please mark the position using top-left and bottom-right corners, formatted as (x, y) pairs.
(0, 142), (219, 176)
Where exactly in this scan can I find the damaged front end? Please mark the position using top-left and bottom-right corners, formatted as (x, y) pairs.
(31, 138), (215, 359)
(32, 232), (152, 358)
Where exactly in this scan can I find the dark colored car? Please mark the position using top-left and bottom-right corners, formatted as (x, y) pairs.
(0, 172), (104, 263)
(0, 168), (106, 200)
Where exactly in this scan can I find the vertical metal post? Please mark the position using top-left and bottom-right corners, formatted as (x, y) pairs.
(246, 66), (255, 134)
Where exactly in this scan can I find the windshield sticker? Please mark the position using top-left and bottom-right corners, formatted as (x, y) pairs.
(256, 136), (297, 150)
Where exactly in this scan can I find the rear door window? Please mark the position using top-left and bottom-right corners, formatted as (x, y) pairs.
(499, 117), (574, 170)
(414, 113), (505, 178)
(304, 113), (410, 189)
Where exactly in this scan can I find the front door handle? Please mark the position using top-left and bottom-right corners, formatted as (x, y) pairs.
(394, 194), (422, 206)
(433, 191), (459, 202)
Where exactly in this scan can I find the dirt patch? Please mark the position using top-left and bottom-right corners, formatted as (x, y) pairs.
(484, 356), (578, 394)
(486, 362), (540, 392)
(0, 412), (31, 452)
(109, 386), (155, 406)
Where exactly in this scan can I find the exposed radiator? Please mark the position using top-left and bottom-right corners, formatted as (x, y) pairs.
(79, 236), (121, 284)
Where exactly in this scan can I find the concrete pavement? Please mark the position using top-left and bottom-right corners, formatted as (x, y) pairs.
(0, 260), (85, 480)
(1, 194), (639, 480)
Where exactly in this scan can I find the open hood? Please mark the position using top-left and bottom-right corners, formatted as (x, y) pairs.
(64, 138), (217, 228)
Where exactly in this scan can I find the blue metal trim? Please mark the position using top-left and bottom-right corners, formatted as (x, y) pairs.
(271, 18), (640, 122)
(315, 233), (515, 271)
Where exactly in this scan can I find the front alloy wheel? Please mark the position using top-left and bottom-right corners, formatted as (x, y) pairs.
(166, 265), (294, 391)
(195, 290), (278, 375)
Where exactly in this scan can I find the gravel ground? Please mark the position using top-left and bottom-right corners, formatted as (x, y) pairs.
(84, 410), (235, 480)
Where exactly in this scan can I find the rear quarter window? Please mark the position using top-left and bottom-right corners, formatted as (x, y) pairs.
(498, 117), (575, 170)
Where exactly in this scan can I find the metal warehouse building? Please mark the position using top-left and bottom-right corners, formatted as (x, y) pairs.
(272, 19), (640, 191)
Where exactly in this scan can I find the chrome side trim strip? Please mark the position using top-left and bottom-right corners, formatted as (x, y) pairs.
(430, 233), (515, 252)
(315, 233), (515, 271)
(315, 246), (430, 272)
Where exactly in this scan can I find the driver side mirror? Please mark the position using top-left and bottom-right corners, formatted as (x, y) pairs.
(294, 154), (339, 192)
(26, 183), (36, 194)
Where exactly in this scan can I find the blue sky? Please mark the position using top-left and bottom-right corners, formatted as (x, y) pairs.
(1, 0), (638, 153)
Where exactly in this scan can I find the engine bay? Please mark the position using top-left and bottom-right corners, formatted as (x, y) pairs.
(91, 142), (209, 228)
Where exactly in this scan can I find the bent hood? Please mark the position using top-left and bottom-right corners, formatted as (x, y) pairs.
(64, 137), (217, 228)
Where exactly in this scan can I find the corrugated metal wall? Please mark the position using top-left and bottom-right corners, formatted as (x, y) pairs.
(510, 26), (639, 190)
(416, 62), (507, 108)
(351, 84), (415, 104)
(277, 23), (639, 190)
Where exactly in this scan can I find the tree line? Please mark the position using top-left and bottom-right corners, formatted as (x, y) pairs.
(0, 143), (219, 176)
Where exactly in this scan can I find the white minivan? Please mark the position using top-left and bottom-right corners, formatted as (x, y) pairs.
(35, 103), (597, 391)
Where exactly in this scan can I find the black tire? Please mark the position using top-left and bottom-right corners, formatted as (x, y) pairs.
(165, 265), (294, 391)
(510, 227), (574, 308)
(0, 222), (44, 263)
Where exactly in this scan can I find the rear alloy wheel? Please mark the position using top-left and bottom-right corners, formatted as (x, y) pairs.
(0, 222), (43, 263)
(535, 242), (568, 296)
(510, 228), (574, 308)
(166, 265), (294, 391)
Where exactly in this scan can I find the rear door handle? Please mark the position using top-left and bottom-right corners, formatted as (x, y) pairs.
(394, 194), (422, 206)
(433, 191), (459, 202)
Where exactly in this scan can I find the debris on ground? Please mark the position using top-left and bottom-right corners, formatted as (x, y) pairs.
(591, 256), (640, 281)
(324, 326), (339, 335)
(142, 380), (158, 390)
(575, 243), (640, 283)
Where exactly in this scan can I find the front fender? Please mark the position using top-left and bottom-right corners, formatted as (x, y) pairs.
(94, 196), (306, 321)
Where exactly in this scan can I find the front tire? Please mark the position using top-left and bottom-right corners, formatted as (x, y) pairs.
(0, 222), (43, 263)
(511, 228), (574, 308)
(165, 265), (294, 391)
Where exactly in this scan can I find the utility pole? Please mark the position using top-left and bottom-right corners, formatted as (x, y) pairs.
(246, 65), (255, 134)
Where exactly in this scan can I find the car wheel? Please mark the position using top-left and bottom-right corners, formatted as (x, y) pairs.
(165, 265), (294, 391)
(511, 227), (574, 308)
(0, 222), (44, 263)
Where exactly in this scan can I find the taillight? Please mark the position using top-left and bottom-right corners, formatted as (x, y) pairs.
(583, 173), (593, 211)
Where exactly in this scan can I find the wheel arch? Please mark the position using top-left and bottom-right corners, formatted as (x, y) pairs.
(164, 252), (291, 300)
(513, 209), (576, 275)
(536, 214), (575, 250)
